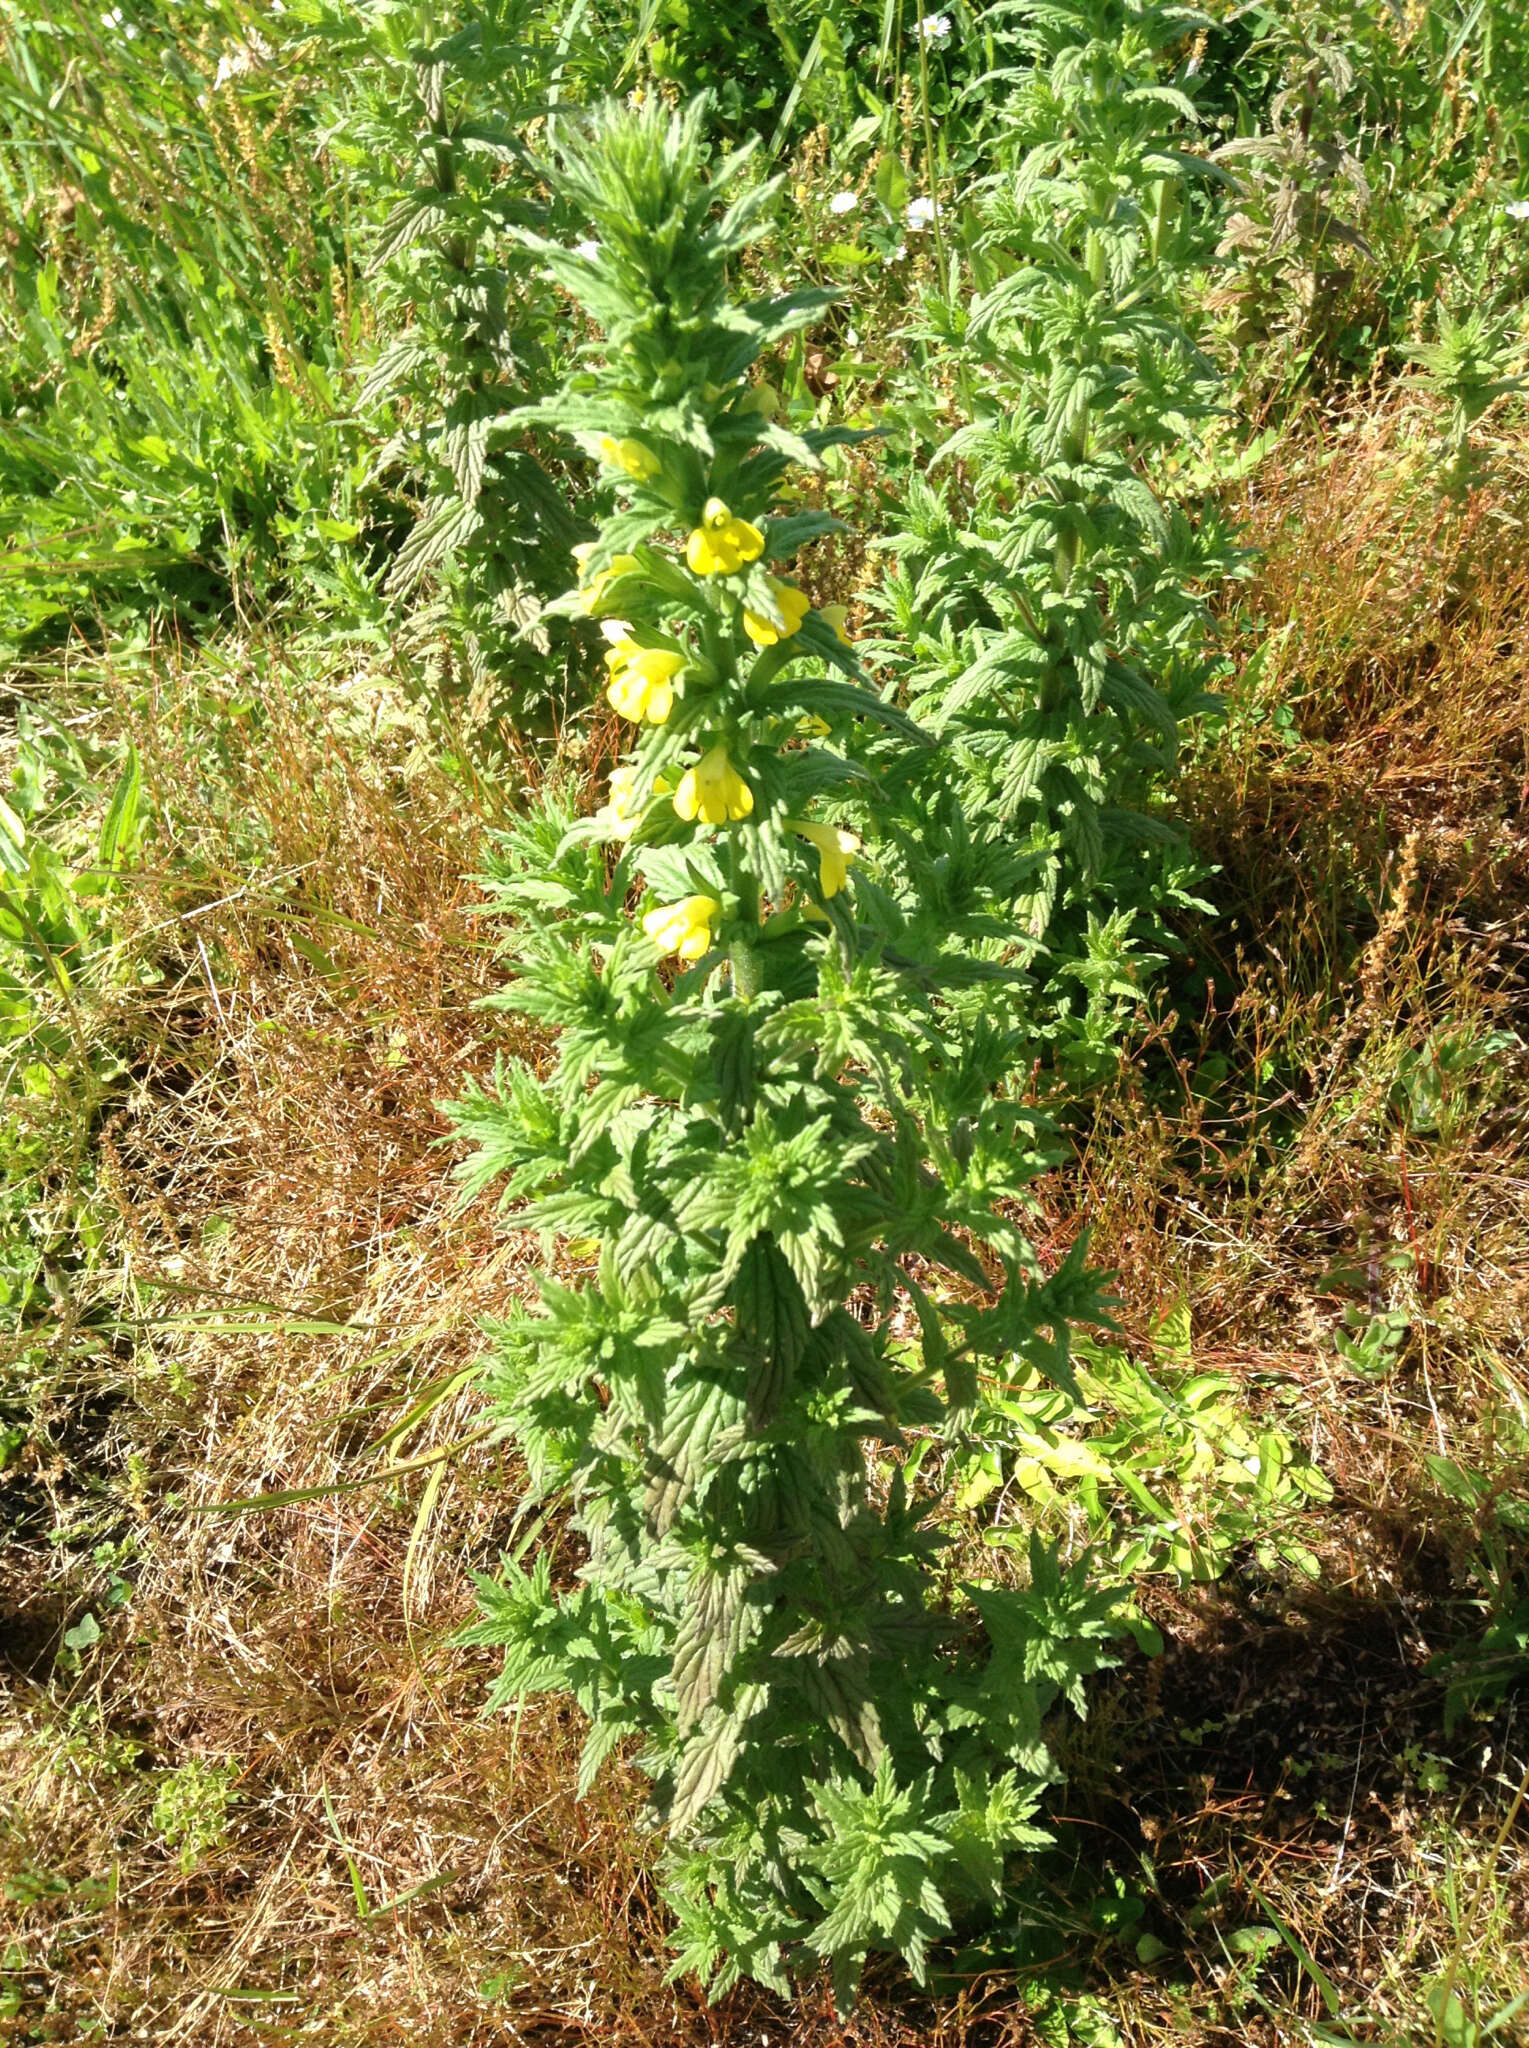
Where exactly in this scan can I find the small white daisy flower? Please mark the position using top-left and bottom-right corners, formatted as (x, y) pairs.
(575, 239), (600, 260)
(1506, 199), (1529, 221)
(828, 190), (859, 216)
(918, 12), (952, 43)
(906, 195), (940, 230)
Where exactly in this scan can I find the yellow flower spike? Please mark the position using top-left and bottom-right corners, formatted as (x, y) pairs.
(742, 579), (812, 648)
(789, 818), (861, 899)
(598, 435), (661, 481)
(673, 743), (754, 826)
(603, 634), (685, 724)
(819, 604), (854, 648)
(686, 497), (766, 576)
(641, 894), (720, 963)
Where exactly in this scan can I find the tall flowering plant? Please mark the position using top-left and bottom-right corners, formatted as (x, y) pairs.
(869, 0), (1241, 1082)
(452, 99), (1123, 2006)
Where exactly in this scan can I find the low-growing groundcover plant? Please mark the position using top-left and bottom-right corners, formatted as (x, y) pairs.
(453, 98), (1133, 2003)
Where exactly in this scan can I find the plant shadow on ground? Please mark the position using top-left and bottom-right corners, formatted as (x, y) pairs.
(4, 409), (1529, 2044)
(1059, 1575), (1527, 2041)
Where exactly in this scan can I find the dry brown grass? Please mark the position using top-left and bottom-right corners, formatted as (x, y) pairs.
(4, 404), (1529, 2047)
(1030, 400), (1529, 2040)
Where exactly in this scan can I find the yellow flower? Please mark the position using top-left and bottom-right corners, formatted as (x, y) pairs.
(742, 579), (812, 647)
(673, 744), (754, 826)
(598, 435), (661, 481)
(597, 763), (671, 840)
(572, 543), (640, 614)
(603, 630), (685, 724)
(790, 818), (860, 899)
(796, 713), (832, 738)
(686, 497), (765, 576)
(602, 765), (644, 838)
(819, 604), (854, 648)
(642, 894), (720, 962)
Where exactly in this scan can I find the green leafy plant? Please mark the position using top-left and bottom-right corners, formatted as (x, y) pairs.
(304, 0), (596, 732)
(453, 96), (1131, 2005)
(1201, 0), (1529, 395)
(950, 1305), (1332, 1584)
(863, 0), (1240, 1086)
(1403, 305), (1528, 490)
(1209, 36), (1375, 374)
(0, 0), (371, 648)
(1421, 1450), (1529, 1732)
(0, 719), (146, 1333)
(152, 1760), (236, 1874)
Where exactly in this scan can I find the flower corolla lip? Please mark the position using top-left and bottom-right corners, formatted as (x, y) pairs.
(600, 765), (644, 840)
(603, 636), (685, 724)
(829, 190), (860, 216)
(918, 11), (952, 42)
(641, 894), (720, 962)
(598, 763), (671, 839)
(573, 547), (639, 613)
(906, 196), (940, 230)
(673, 744), (754, 826)
(598, 435), (661, 481)
(686, 498), (766, 576)
(789, 818), (861, 899)
(819, 603), (853, 648)
(742, 579), (812, 647)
